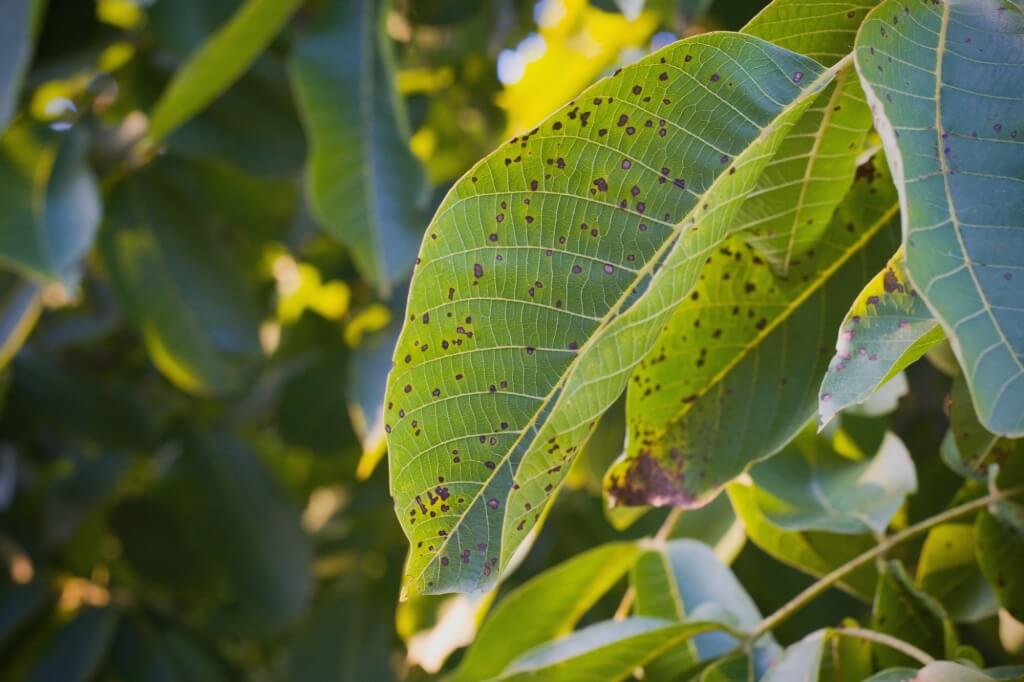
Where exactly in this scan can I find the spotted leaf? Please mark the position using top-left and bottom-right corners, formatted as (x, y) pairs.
(855, 0), (1024, 436)
(976, 499), (1024, 622)
(819, 247), (945, 426)
(386, 33), (836, 596)
(872, 560), (958, 669)
(738, 0), (877, 272)
(609, 155), (899, 509)
(940, 372), (1023, 480)
(290, 0), (425, 296)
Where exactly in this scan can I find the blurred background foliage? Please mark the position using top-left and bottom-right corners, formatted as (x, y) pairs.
(0, 0), (1010, 680)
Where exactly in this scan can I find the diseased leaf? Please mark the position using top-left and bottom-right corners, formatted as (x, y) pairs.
(0, 124), (101, 284)
(745, 428), (917, 535)
(147, 0), (304, 141)
(450, 542), (639, 682)
(290, 0), (425, 295)
(916, 523), (998, 623)
(941, 372), (1022, 480)
(866, 662), (995, 682)
(819, 247), (945, 426)
(728, 480), (878, 600)
(632, 539), (778, 676)
(855, 0), (1024, 436)
(101, 164), (263, 396)
(497, 617), (728, 682)
(976, 500), (1024, 622)
(872, 560), (957, 669)
(387, 31), (836, 596)
(610, 155), (899, 509)
(739, 0), (876, 271)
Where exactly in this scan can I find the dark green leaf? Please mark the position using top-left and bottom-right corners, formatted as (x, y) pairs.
(0, 0), (40, 133)
(976, 500), (1024, 622)
(0, 581), (51, 652)
(855, 0), (1024, 436)
(27, 607), (117, 682)
(916, 523), (998, 623)
(0, 271), (41, 370)
(871, 561), (957, 669)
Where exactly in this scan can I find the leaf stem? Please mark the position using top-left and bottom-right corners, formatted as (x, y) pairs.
(831, 627), (935, 665)
(746, 486), (1024, 642)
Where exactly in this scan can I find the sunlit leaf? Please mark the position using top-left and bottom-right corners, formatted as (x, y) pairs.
(872, 560), (958, 669)
(819, 247), (944, 426)
(976, 500), (1024, 622)
(290, 0), (426, 295)
(745, 428), (916, 535)
(147, 0), (304, 141)
(497, 617), (728, 682)
(855, 0), (1024, 436)
(450, 542), (639, 682)
(728, 480), (878, 600)
(916, 523), (998, 624)
(611, 155), (899, 509)
(0, 125), (100, 284)
(387, 30), (837, 596)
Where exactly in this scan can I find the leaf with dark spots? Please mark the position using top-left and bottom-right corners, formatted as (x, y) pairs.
(976, 500), (1024, 622)
(610, 155), (900, 510)
(386, 31), (835, 596)
(871, 561), (957, 669)
(818, 247), (945, 428)
(856, 0), (1024, 435)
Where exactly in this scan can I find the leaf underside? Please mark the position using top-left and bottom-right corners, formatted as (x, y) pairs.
(386, 32), (832, 596)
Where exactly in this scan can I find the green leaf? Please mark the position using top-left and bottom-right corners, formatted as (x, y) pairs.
(871, 561), (957, 669)
(110, 616), (231, 682)
(819, 247), (945, 426)
(387, 31), (836, 596)
(610, 154), (900, 508)
(450, 542), (640, 682)
(728, 480), (878, 600)
(496, 617), (728, 682)
(632, 539), (778, 675)
(0, 581), (51, 652)
(0, 125), (101, 284)
(867, 662), (996, 682)
(0, 0), (41, 133)
(27, 607), (118, 682)
(941, 372), (1022, 480)
(761, 629), (827, 682)
(745, 427), (916, 535)
(739, 1), (876, 271)
(916, 523), (998, 624)
(147, 0), (304, 141)
(854, 0), (1024, 436)
(976, 500), (1024, 621)
(0, 271), (41, 371)
(290, 0), (426, 295)
(101, 164), (263, 396)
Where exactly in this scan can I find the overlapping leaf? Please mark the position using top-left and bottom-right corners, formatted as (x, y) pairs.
(916, 523), (998, 623)
(0, 0), (40, 134)
(976, 499), (1024, 621)
(819, 247), (944, 426)
(941, 372), (1022, 480)
(855, 0), (1024, 435)
(872, 561), (957, 669)
(609, 155), (899, 508)
(290, 0), (425, 296)
(387, 32), (836, 596)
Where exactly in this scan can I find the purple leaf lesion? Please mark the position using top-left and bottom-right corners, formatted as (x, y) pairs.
(605, 451), (698, 508)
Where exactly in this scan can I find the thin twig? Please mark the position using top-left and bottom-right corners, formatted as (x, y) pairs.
(746, 486), (1024, 642)
(831, 627), (935, 666)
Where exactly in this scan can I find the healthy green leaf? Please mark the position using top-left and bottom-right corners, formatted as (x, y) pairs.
(387, 31), (835, 596)
(450, 542), (639, 682)
(610, 155), (900, 508)
(745, 427), (917, 535)
(728, 480), (878, 600)
(290, 0), (426, 296)
(147, 0), (304, 141)
(632, 539), (778, 676)
(0, 0), (40, 134)
(818, 247), (945, 427)
(101, 164), (263, 395)
(855, 0), (1024, 436)
(739, 0), (876, 271)
(976, 500), (1024, 621)
(497, 617), (728, 682)
(761, 629), (827, 682)
(872, 561), (957, 669)
(0, 125), (101, 284)
(916, 523), (998, 623)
